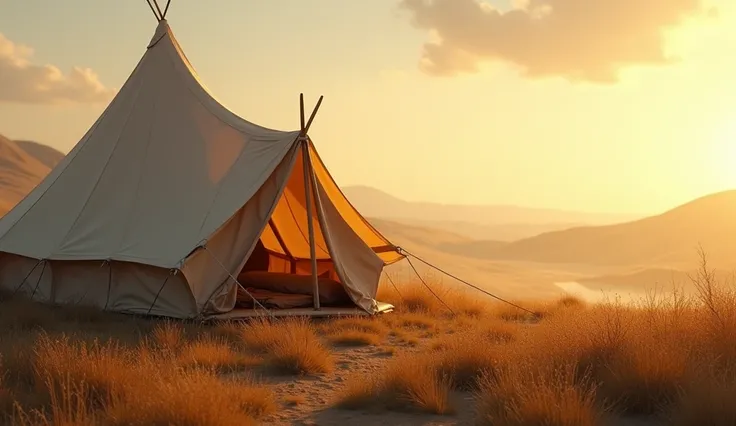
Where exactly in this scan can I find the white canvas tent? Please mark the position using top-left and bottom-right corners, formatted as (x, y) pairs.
(0, 4), (403, 319)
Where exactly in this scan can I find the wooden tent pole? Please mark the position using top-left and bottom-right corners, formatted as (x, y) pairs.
(162, 0), (172, 19)
(304, 96), (323, 133)
(300, 94), (321, 311)
(146, 0), (161, 21)
(151, 0), (165, 19)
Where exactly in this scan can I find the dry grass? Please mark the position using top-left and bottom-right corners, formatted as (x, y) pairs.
(337, 352), (454, 415)
(5, 251), (736, 425)
(475, 363), (603, 426)
(492, 295), (586, 322)
(378, 275), (491, 318)
(670, 369), (736, 426)
(239, 318), (333, 375)
(177, 337), (261, 372)
(321, 316), (388, 347)
(340, 252), (736, 424)
(6, 333), (276, 426)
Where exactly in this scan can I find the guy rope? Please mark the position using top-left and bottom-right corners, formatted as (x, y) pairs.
(395, 247), (541, 319)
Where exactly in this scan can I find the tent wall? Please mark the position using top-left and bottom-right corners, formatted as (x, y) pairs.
(181, 145), (300, 315)
(0, 252), (197, 318)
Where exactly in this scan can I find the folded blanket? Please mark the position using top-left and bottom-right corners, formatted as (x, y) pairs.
(237, 271), (352, 305)
(237, 286), (313, 309)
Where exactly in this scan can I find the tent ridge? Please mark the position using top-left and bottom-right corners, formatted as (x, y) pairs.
(159, 24), (299, 135)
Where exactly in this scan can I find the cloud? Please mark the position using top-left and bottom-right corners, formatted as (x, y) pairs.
(400, 0), (715, 83)
(0, 33), (115, 104)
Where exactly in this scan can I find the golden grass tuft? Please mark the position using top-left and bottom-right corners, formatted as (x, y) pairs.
(670, 369), (736, 426)
(321, 316), (388, 347)
(337, 352), (453, 415)
(101, 370), (275, 426)
(239, 318), (333, 375)
(13, 333), (276, 426)
(492, 294), (584, 323)
(475, 363), (603, 426)
(151, 321), (185, 352)
(379, 276), (491, 318)
(33, 334), (135, 409)
(337, 318), (519, 414)
(431, 327), (514, 390)
(177, 337), (261, 372)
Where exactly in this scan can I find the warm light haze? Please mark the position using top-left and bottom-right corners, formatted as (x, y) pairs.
(1, 0), (734, 215)
(5, 3), (736, 425)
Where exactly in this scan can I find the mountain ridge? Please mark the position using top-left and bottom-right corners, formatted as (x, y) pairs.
(341, 185), (642, 241)
(462, 190), (736, 269)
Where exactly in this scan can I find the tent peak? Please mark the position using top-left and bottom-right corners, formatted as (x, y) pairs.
(146, 0), (172, 22)
(147, 18), (170, 49)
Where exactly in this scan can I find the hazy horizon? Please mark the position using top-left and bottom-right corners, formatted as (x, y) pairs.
(1, 0), (735, 214)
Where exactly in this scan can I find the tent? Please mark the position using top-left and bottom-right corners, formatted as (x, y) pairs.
(0, 3), (404, 319)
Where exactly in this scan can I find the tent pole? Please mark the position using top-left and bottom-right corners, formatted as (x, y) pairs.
(151, 0), (164, 19)
(302, 140), (320, 310)
(299, 93), (322, 311)
(145, 0), (161, 21)
(299, 93), (324, 311)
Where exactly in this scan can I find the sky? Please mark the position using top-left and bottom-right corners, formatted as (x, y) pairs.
(0, 0), (734, 215)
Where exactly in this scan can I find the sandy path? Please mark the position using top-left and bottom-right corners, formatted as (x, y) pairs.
(260, 341), (476, 425)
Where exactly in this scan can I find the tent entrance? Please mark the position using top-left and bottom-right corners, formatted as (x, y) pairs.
(233, 241), (356, 312)
(230, 146), (356, 313)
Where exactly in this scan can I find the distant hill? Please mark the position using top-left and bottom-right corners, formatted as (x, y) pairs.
(577, 268), (694, 293)
(378, 217), (590, 242)
(14, 140), (65, 169)
(470, 190), (736, 269)
(342, 185), (640, 241)
(0, 135), (62, 215)
(367, 217), (507, 258)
